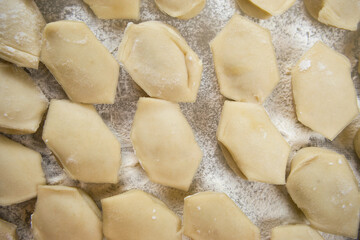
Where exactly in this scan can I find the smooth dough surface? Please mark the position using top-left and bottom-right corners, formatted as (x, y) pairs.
(210, 14), (279, 103)
(0, 135), (45, 206)
(102, 189), (181, 240)
(155, 0), (206, 19)
(83, 0), (140, 19)
(41, 21), (119, 104)
(42, 99), (121, 183)
(118, 21), (202, 102)
(32, 185), (102, 240)
(217, 101), (290, 184)
(286, 147), (360, 238)
(304, 0), (360, 31)
(271, 224), (324, 240)
(0, 61), (48, 134)
(292, 41), (358, 141)
(0, 219), (17, 240)
(0, 0), (45, 69)
(183, 192), (260, 240)
(354, 128), (360, 159)
(237, 0), (295, 19)
(131, 97), (202, 191)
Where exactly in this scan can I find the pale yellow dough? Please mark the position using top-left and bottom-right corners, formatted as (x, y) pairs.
(0, 219), (17, 240)
(131, 97), (202, 191)
(155, 0), (206, 19)
(292, 41), (359, 141)
(32, 185), (102, 240)
(118, 21), (202, 102)
(0, 0), (46, 69)
(42, 99), (121, 183)
(183, 192), (260, 240)
(0, 62), (48, 134)
(102, 189), (181, 240)
(304, 0), (360, 31)
(286, 147), (360, 238)
(83, 0), (140, 19)
(354, 128), (360, 158)
(237, 0), (296, 19)
(0, 135), (46, 206)
(41, 21), (119, 104)
(217, 101), (290, 184)
(210, 14), (279, 103)
(271, 224), (324, 240)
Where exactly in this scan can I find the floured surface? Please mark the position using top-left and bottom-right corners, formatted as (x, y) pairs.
(0, 0), (359, 239)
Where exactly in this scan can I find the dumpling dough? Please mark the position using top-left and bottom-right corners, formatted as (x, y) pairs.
(304, 0), (360, 31)
(286, 147), (360, 238)
(237, 0), (296, 19)
(42, 99), (121, 183)
(0, 135), (45, 206)
(0, 219), (17, 240)
(183, 192), (260, 240)
(102, 189), (181, 240)
(155, 0), (206, 19)
(217, 101), (290, 184)
(210, 14), (279, 103)
(292, 41), (359, 141)
(271, 224), (324, 240)
(131, 97), (202, 191)
(0, 0), (46, 69)
(0, 61), (48, 134)
(83, 0), (140, 19)
(32, 185), (102, 240)
(118, 21), (202, 102)
(41, 21), (119, 104)
(353, 128), (360, 159)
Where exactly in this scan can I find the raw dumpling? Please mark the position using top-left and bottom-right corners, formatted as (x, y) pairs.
(131, 97), (202, 191)
(210, 14), (279, 103)
(237, 0), (296, 19)
(118, 21), (202, 102)
(286, 147), (360, 238)
(83, 0), (140, 19)
(155, 0), (206, 19)
(183, 192), (260, 240)
(42, 99), (121, 183)
(0, 219), (17, 240)
(0, 61), (48, 134)
(292, 41), (358, 140)
(102, 189), (181, 240)
(0, 0), (46, 69)
(304, 0), (360, 31)
(32, 185), (102, 240)
(217, 101), (290, 184)
(271, 224), (324, 240)
(353, 128), (360, 158)
(41, 21), (119, 104)
(0, 135), (46, 206)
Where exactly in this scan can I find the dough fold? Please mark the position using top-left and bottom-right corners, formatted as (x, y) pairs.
(0, 219), (18, 240)
(155, 0), (206, 19)
(237, 0), (296, 19)
(271, 224), (324, 240)
(83, 0), (140, 19)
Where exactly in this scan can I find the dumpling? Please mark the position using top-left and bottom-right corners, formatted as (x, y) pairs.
(353, 128), (360, 158)
(41, 21), (119, 104)
(32, 185), (102, 240)
(183, 192), (260, 240)
(131, 97), (202, 191)
(292, 41), (358, 140)
(286, 147), (360, 238)
(0, 0), (46, 69)
(42, 99), (121, 183)
(271, 224), (324, 240)
(0, 61), (48, 134)
(0, 135), (46, 206)
(155, 0), (206, 19)
(210, 14), (279, 103)
(102, 189), (181, 240)
(118, 21), (202, 102)
(83, 0), (140, 19)
(304, 0), (360, 31)
(217, 101), (290, 184)
(236, 0), (296, 19)
(0, 219), (17, 240)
